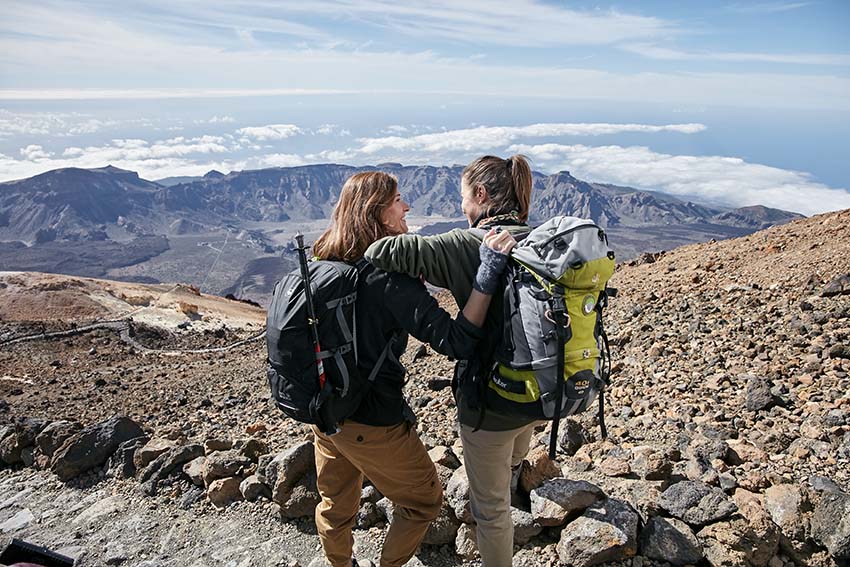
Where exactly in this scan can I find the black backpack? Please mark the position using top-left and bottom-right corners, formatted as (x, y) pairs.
(266, 259), (396, 434)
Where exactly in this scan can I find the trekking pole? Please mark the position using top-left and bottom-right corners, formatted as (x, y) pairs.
(295, 233), (327, 391)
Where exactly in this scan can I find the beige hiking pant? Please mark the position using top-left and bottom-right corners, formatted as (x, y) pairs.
(313, 421), (443, 567)
(460, 422), (538, 567)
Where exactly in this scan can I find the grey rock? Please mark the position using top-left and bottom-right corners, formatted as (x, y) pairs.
(512, 507), (543, 545)
(428, 445), (460, 469)
(0, 508), (35, 533)
(279, 472), (321, 518)
(355, 501), (383, 529)
(266, 441), (315, 504)
(202, 449), (252, 484)
(107, 436), (149, 479)
(183, 455), (206, 486)
(240, 474), (271, 501)
(659, 480), (737, 526)
(639, 516), (703, 566)
(810, 491), (850, 559)
(556, 498), (639, 567)
(360, 485), (382, 503)
(531, 478), (605, 526)
(745, 375), (777, 412)
(446, 466), (473, 523)
(0, 418), (49, 465)
(203, 437), (232, 454)
(51, 415), (145, 481)
(764, 484), (807, 541)
(422, 501), (461, 545)
(455, 523), (479, 561)
(179, 485), (205, 509)
(821, 273), (850, 297)
(558, 418), (592, 456)
(138, 443), (204, 484)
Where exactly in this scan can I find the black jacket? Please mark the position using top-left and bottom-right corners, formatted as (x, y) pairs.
(348, 263), (483, 426)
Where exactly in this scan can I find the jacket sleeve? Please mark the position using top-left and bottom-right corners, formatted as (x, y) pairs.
(382, 273), (484, 360)
(365, 229), (480, 305)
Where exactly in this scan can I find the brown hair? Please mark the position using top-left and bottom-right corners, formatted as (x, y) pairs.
(462, 154), (533, 222)
(313, 171), (399, 262)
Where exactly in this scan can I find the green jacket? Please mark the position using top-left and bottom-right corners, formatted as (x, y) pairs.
(365, 225), (536, 431)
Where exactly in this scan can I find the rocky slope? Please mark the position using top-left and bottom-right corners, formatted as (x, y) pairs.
(0, 209), (848, 566)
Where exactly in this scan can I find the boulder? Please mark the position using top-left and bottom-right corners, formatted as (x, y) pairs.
(764, 484), (807, 541)
(51, 416), (145, 481)
(810, 491), (850, 560)
(519, 444), (560, 493)
(262, 441), (315, 504)
(821, 273), (850, 297)
(204, 437), (232, 454)
(512, 507), (543, 545)
(556, 498), (639, 567)
(639, 516), (703, 566)
(422, 502), (461, 545)
(356, 501), (383, 529)
(0, 418), (49, 465)
(278, 472), (322, 518)
(240, 474), (271, 501)
(134, 438), (179, 470)
(107, 436), (149, 479)
(34, 420), (82, 469)
(558, 418), (592, 456)
(138, 443), (204, 485)
(445, 466), (473, 523)
(202, 449), (252, 485)
(455, 523), (479, 561)
(659, 480), (737, 526)
(530, 478), (605, 527)
(745, 375), (778, 412)
(183, 456), (206, 486)
(207, 477), (244, 508)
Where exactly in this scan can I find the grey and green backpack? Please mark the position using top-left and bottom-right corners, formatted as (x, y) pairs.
(485, 216), (616, 458)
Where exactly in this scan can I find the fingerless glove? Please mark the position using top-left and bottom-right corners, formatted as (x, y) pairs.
(473, 243), (509, 295)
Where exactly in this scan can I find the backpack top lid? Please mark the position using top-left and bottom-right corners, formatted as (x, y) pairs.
(511, 216), (614, 287)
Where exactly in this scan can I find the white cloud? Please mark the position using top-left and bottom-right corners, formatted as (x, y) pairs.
(356, 123), (706, 154)
(314, 124), (350, 136)
(726, 2), (814, 13)
(19, 145), (51, 160)
(196, 115), (236, 124)
(235, 124), (303, 141)
(257, 153), (307, 168)
(508, 143), (850, 216)
(624, 44), (850, 66)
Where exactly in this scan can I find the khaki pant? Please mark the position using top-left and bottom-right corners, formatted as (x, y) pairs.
(460, 422), (538, 567)
(313, 421), (443, 567)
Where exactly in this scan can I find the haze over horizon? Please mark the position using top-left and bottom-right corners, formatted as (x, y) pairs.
(1, 0), (849, 216)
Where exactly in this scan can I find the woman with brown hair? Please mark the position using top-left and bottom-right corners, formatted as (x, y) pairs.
(310, 171), (516, 567)
(365, 155), (537, 567)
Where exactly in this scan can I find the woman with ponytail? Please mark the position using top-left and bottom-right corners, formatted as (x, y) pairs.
(365, 155), (537, 567)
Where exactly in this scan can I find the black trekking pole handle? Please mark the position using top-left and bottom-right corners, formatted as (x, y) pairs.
(295, 233), (327, 390)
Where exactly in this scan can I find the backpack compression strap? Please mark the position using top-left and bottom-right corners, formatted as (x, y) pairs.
(548, 289), (571, 460)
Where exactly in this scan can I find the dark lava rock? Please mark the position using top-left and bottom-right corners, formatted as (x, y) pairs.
(810, 491), (850, 560)
(51, 416), (145, 481)
(639, 516), (703, 566)
(659, 481), (737, 526)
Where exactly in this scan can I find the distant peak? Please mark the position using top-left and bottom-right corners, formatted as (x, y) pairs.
(204, 170), (225, 179)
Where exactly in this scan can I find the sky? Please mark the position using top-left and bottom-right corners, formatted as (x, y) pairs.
(1, 0), (849, 215)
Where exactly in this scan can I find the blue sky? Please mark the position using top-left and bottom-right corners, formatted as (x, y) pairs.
(1, 0), (849, 214)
